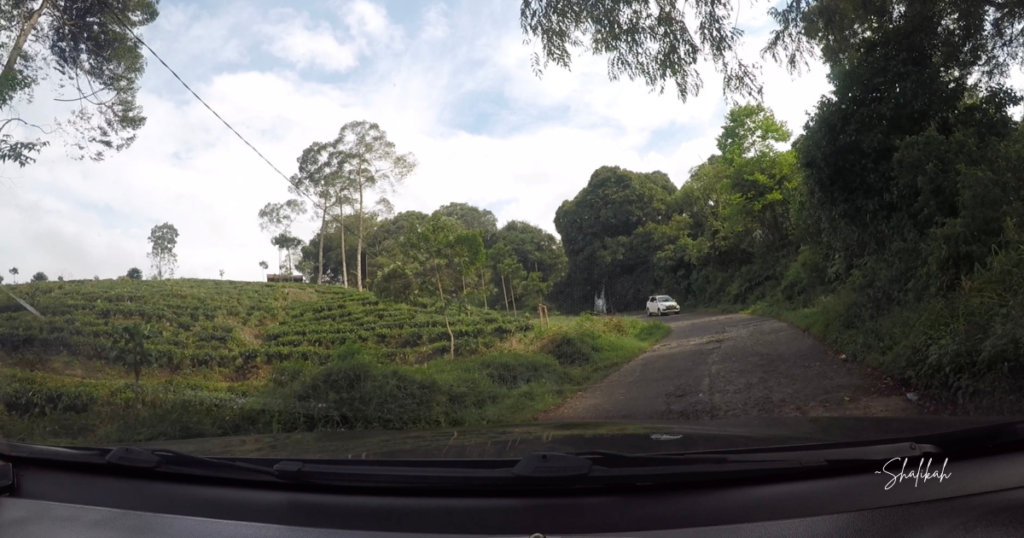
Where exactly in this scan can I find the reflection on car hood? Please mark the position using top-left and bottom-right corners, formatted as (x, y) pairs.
(140, 416), (1010, 459)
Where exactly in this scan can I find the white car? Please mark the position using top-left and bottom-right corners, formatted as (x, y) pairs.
(646, 295), (680, 316)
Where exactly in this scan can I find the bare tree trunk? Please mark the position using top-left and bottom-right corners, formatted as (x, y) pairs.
(500, 273), (509, 313)
(317, 210), (327, 284)
(510, 280), (518, 317)
(357, 184), (364, 291)
(480, 269), (488, 310)
(340, 206), (348, 288)
(434, 266), (454, 359)
(1, 0), (50, 87)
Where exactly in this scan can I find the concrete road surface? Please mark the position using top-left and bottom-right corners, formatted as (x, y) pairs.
(539, 312), (919, 422)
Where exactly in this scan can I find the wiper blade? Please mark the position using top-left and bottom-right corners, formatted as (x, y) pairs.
(105, 447), (280, 481)
(0, 437), (960, 491)
(265, 444), (935, 489)
(574, 441), (939, 466)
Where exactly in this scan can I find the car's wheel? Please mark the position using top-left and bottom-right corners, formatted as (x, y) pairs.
(646, 309), (651, 317)
(657, 309), (664, 316)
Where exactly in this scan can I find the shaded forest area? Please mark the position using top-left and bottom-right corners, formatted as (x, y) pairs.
(550, 3), (1024, 414)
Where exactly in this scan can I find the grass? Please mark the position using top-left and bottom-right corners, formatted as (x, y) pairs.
(0, 281), (669, 445)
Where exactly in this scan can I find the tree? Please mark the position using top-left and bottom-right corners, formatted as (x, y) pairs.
(146, 223), (178, 280)
(520, 0), (762, 103)
(1, 0), (160, 168)
(553, 166), (677, 311)
(0, 275), (4, 284)
(717, 104), (792, 164)
(271, 233), (304, 274)
(219, 269), (225, 279)
(109, 322), (159, 386)
(518, 1), (1024, 104)
(259, 260), (268, 278)
(30, 271), (47, 282)
(287, 139), (353, 285)
(8, 267), (17, 284)
(403, 215), (484, 358)
(433, 203), (499, 247)
(258, 199), (307, 276)
(125, 267), (143, 280)
(494, 220), (567, 283)
(330, 120), (417, 291)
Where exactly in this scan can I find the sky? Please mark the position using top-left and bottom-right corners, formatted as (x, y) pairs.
(0, 0), (834, 282)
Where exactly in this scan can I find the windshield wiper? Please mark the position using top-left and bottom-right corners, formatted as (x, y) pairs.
(6, 421), (1024, 490)
(262, 442), (937, 488)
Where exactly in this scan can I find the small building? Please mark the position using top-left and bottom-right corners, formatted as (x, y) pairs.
(266, 274), (304, 283)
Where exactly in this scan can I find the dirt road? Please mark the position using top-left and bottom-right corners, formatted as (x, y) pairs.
(540, 313), (918, 422)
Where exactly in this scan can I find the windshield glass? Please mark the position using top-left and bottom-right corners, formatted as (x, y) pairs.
(2, 0), (1023, 462)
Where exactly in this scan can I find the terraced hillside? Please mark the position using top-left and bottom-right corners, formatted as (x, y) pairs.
(0, 280), (668, 446)
(0, 279), (531, 373)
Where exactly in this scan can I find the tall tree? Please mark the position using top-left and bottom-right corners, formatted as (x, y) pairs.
(433, 203), (499, 247)
(271, 233), (304, 275)
(554, 166), (677, 311)
(1, 0), (160, 168)
(330, 121), (417, 291)
(258, 199), (306, 276)
(494, 220), (566, 283)
(258, 260), (268, 279)
(8, 267), (17, 284)
(146, 222), (178, 280)
(289, 140), (353, 285)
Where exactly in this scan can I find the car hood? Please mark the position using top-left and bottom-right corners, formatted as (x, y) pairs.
(139, 416), (1011, 459)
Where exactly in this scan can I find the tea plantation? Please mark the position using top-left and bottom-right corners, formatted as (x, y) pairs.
(0, 279), (531, 371)
(0, 280), (669, 445)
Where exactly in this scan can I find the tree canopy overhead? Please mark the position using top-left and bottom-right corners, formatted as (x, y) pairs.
(520, 0), (1024, 103)
(1, 0), (160, 168)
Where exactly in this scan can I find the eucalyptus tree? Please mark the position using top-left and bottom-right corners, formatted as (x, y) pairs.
(329, 121), (417, 291)
(258, 199), (306, 277)
(1, 0), (160, 167)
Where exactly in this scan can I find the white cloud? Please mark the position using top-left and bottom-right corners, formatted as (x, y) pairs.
(0, 0), (833, 284)
(261, 11), (361, 72)
(260, 0), (401, 74)
(421, 4), (450, 40)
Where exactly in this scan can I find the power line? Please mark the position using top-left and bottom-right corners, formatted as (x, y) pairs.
(96, 0), (312, 201)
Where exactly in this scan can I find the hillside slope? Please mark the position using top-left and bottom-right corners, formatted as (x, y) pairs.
(0, 279), (531, 373)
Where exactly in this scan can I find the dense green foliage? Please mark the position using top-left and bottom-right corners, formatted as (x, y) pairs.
(552, 3), (1024, 412)
(299, 206), (566, 316)
(553, 166), (677, 311)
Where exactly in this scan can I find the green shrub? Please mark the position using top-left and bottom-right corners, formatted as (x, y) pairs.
(541, 331), (600, 367)
(473, 353), (567, 389)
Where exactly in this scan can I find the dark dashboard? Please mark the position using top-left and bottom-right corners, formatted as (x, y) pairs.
(4, 443), (1024, 537)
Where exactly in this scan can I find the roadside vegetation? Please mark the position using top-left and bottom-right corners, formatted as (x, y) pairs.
(548, 4), (1024, 414)
(0, 279), (666, 445)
